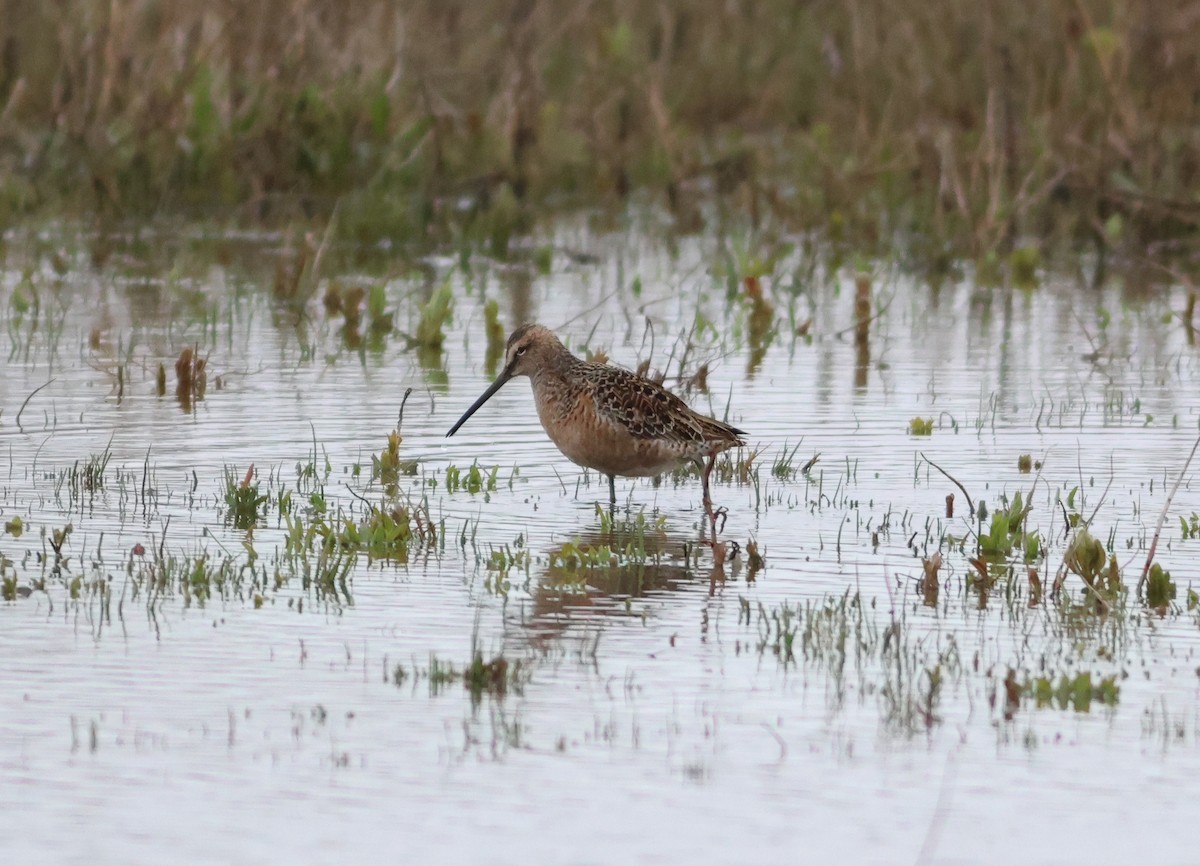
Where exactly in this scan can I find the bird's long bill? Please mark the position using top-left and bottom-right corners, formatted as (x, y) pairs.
(445, 367), (513, 437)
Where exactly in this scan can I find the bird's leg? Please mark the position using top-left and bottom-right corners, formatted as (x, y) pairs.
(701, 452), (718, 524)
(607, 473), (616, 508)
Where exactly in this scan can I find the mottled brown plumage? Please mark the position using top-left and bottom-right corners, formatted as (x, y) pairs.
(446, 324), (746, 516)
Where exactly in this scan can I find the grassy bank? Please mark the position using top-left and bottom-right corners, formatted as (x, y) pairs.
(1, 0), (1198, 260)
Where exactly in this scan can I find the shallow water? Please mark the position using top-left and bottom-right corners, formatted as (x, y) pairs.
(2, 225), (1200, 864)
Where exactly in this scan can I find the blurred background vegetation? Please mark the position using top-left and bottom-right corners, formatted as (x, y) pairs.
(0, 0), (1197, 263)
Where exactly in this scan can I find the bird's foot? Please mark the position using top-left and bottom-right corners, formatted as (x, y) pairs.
(705, 504), (729, 535)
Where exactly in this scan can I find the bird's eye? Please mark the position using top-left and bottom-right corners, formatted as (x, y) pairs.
(515, 346), (528, 356)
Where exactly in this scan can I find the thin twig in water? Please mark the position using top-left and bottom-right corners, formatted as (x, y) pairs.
(920, 452), (975, 517)
(1139, 432), (1200, 593)
(638, 316), (656, 368)
(157, 515), (171, 562)
(396, 387), (414, 431)
(557, 289), (617, 332)
(1084, 453), (1114, 526)
(16, 378), (54, 431)
(343, 481), (375, 508)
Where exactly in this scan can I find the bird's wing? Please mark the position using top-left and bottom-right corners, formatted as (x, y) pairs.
(586, 365), (741, 446)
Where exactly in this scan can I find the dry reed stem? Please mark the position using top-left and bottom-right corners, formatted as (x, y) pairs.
(1139, 432), (1200, 594)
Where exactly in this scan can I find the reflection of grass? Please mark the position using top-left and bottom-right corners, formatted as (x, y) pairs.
(483, 299), (505, 377)
(392, 650), (530, 705)
(1024, 672), (1119, 712)
(414, 282), (453, 350)
(410, 282), (453, 387)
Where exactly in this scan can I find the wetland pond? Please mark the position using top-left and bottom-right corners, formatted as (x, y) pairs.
(2, 223), (1199, 865)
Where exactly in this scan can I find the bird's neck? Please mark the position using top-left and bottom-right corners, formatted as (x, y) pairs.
(530, 347), (583, 388)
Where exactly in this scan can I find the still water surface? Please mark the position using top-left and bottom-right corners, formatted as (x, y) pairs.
(2, 226), (1199, 864)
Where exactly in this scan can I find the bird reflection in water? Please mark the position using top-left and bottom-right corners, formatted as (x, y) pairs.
(514, 512), (756, 646)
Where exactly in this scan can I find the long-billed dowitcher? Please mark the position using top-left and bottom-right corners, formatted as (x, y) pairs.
(446, 324), (747, 517)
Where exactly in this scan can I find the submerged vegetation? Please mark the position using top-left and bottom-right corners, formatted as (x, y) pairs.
(1, 1), (1200, 265)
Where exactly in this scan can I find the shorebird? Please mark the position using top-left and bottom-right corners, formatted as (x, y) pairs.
(446, 324), (746, 518)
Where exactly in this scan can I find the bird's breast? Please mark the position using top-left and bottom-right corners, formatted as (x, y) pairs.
(533, 383), (689, 477)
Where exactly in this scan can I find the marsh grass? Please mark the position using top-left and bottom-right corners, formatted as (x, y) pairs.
(56, 445), (113, 501)
(908, 417), (934, 437)
(284, 501), (435, 565)
(977, 490), (1038, 562)
(444, 462), (499, 496)
(371, 429), (418, 495)
(551, 509), (666, 576)
(769, 442), (807, 481)
(223, 465), (268, 530)
(3, 2), (1200, 261)
(110, 540), (353, 611)
(746, 586), (1130, 734)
